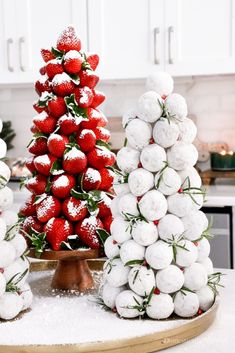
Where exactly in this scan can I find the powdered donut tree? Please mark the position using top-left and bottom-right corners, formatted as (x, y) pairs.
(20, 26), (115, 254)
(102, 72), (222, 319)
(0, 119), (32, 320)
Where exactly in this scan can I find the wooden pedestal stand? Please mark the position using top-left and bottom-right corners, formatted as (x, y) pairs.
(28, 249), (99, 292)
(200, 169), (235, 185)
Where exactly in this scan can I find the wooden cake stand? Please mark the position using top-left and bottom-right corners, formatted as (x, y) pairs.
(28, 248), (99, 292)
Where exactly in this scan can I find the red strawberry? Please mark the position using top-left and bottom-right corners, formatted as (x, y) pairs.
(35, 75), (51, 95)
(28, 136), (48, 156)
(51, 174), (76, 199)
(26, 174), (47, 195)
(87, 147), (115, 169)
(41, 49), (55, 63)
(62, 147), (87, 174)
(63, 50), (83, 74)
(34, 154), (56, 176)
(75, 216), (103, 249)
(47, 133), (69, 158)
(62, 197), (88, 222)
(76, 129), (96, 152)
(99, 168), (115, 190)
(33, 101), (46, 113)
(91, 90), (105, 108)
(44, 217), (73, 251)
(48, 96), (67, 118)
(86, 54), (99, 71)
(81, 108), (107, 129)
(21, 216), (43, 235)
(39, 66), (47, 75)
(19, 195), (36, 217)
(102, 215), (113, 233)
(57, 25), (81, 53)
(79, 70), (99, 89)
(36, 195), (61, 223)
(30, 125), (40, 134)
(74, 86), (94, 108)
(98, 193), (112, 218)
(82, 168), (101, 191)
(93, 127), (110, 142)
(25, 156), (36, 173)
(52, 73), (75, 97)
(58, 114), (80, 135)
(46, 59), (64, 80)
(33, 112), (57, 134)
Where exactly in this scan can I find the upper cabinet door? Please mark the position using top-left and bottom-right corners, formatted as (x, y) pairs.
(87, 0), (165, 80)
(165, 0), (235, 76)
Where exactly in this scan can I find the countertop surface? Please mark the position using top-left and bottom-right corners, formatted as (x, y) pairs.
(205, 184), (235, 207)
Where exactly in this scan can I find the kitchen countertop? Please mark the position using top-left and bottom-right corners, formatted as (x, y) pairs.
(205, 184), (235, 207)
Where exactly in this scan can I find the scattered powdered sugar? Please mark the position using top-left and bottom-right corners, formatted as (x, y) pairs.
(79, 87), (91, 104)
(48, 134), (63, 143)
(67, 199), (86, 217)
(33, 110), (48, 122)
(38, 74), (49, 84)
(100, 192), (111, 207)
(96, 147), (112, 158)
(53, 175), (70, 189)
(47, 58), (62, 65)
(82, 216), (97, 231)
(85, 168), (101, 183)
(37, 196), (55, 219)
(57, 25), (77, 46)
(79, 129), (96, 139)
(64, 50), (82, 60)
(64, 147), (86, 160)
(52, 73), (71, 86)
(34, 154), (50, 166)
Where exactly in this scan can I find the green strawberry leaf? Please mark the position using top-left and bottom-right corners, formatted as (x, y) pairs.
(27, 232), (47, 258)
(46, 178), (52, 193)
(51, 47), (64, 59)
(50, 159), (64, 176)
(96, 140), (111, 150)
(38, 92), (55, 107)
(96, 228), (110, 245)
(34, 193), (47, 205)
(71, 188), (89, 200)
(68, 73), (80, 85)
(64, 94), (88, 119)
(89, 190), (102, 202)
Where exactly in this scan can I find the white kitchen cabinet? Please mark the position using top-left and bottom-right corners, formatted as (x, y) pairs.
(165, 0), (235, 76)
(87, 0), (165, 79)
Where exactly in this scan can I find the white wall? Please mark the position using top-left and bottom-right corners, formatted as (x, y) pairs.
(0, 74), (235, 157)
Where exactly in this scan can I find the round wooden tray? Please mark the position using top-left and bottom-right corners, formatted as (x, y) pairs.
(0, 300), (218, 353)
(28, 248), (99, 292)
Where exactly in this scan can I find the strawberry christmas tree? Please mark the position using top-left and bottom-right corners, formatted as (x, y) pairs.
(20, 26), (115, 254)
(101, 72), (222, 319)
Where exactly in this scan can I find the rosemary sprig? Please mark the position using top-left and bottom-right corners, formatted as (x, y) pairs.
(6, 269), (29, 293)
(107, 166), (129, 184)
(162, 233), (188, 262)
(122, 204), (148, 234)
(4, 220), (23, 241)
(194, 217), (214, 242)
(155, 161), (169, 189)
(104, 256), (120, 274)
(207, 272), (225, 296)
(180, 176), (206, 206)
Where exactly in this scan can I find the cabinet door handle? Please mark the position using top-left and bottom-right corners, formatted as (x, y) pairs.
(19, 37), (26, 72)
(7, 38), (14, 72)
(154, 27), (160, 64)
(168, 26), (174, 64)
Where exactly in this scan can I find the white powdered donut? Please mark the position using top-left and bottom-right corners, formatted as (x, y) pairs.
(105, 258), (130, 287)
(0, 187), (14, 211)
(167, 142), (198, 171)
(0, 292), (23, 320)
(190, 193), (204, 211)
(140, 144), (166, 172)
(0, 210), (18, 228)
(178, 118), (197, 143)
(15, 257), (30, 273)
(0, 218), (6, 241)
(0, 139), (7, 159)
(165, 93), (188, 121)
(145, 241), (173, 270)
(155, 167), (181, 196)
(128, 266), (155, 296)
(113, 174), (130, 196)
(0, 241), (16, 268)
(118, 193), (138, 217)
(102, 282), (125, 309)
(146, 293), (174, 319)
(178, 167), (202, 188)
(137, 91), (163, 123)
(116, 147), (140, 173)
(199, 257), (213, 275)
(181, 210), (207, 241)
(126, 119), (152, 151)
(3, 261), (28, 287)
(132, 220), (158, 246)
(120, 240), (145, 266)
(197, 238), (210, 262)
(175, 240), (198, 267)
(158, 214), (184, 241)
(0, 273), (6, 297)
(9, 233), (27, 258)
(146, 72), (174, 97)
(139, 190), (167, 221)
(104, 235), (120, 259)
(122, 108), (138, 128)
(184, 263), (208, 291)
(110, 216), (131, 244)
(167, 193), (192, 217)
(116, 290), (144, 318)
(19, 283), (33, 311)
(153, 119), (179, 148)
(128, 168), (154, 196)
(110, 195), (122, 217)
(0, 161), (11, 189)
(156, 265), (184, 293)
(174, 291), (199, 318)
(196, 285), (215, 311)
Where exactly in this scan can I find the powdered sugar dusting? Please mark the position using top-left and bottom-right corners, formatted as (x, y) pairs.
(53, 175), (70, 189)
(47, 58), (62, 65)
(38, 75), (49, 84)
(37, 196), (56, 219)
(79, 129), (96, 139)
(34, 154), (50, 166)
(85, 168), (101, 183)
(33, 111), (48, 122)
(64, 50), (82, 60)
(52, 73), (71, 86)
(79, 87), (91, 104)
(48, 134), (63, 143)
(67, 199), (87, 217)
(64, 147), (86, 160)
